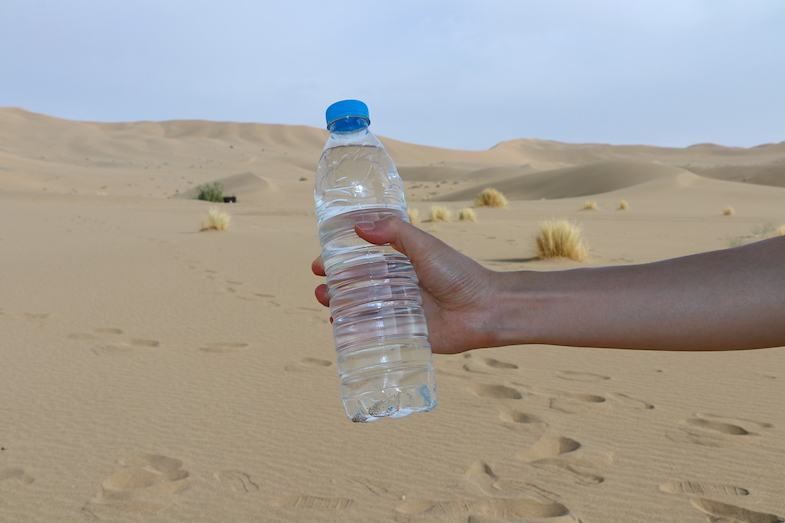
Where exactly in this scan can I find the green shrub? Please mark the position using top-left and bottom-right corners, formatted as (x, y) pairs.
(197, 182), (224, 202)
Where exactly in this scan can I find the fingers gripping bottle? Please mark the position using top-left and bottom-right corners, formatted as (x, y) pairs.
(314, 99), (437, 422)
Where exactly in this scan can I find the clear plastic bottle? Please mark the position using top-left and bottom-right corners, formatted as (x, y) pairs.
(314, 99), (437, 422)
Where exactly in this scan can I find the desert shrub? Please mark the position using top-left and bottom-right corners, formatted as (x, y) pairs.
(458, 208), (477, 222)
(430, 206), (451, 222)
(582, 200), (598, 211)
(407, 208), (420, 223)
(618, 200), (629, 211)
(474, 188), (508, 208)
(723, 206), (735, 216)
(200, 207), (231, 231)
(536, 220), (587, 262)
(197, 182), (224, 202)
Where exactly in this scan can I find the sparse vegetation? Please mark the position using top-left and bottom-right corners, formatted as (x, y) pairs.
(196, 182), (224, 202)
(430, 206), (451, 222)
(474, 188), (508, 208)
(200, 207), (231, 231)
(618, 199), (629, 211)
(723, 206), (735, 216)
(582, 200), (598, 211)
(458, 208), (477, 222)
(536, 220), (588, 262)
(407, 208), (420, 223)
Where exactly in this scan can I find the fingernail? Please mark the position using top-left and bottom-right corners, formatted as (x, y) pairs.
(357, 221), (376, 232)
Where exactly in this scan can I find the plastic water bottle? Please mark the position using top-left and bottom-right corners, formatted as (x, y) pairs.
(314, 99), (437, 422)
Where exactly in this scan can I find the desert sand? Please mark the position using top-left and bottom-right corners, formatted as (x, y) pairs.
(0, 107), (784, 522)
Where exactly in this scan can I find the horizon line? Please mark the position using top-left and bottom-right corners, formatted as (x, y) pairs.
(2, 105), (783, 152)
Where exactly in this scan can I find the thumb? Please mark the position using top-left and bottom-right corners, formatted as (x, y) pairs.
(355, 216), (441, 265)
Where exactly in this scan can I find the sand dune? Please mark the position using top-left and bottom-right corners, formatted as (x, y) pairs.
(1, 108), (784, 523)
(693, 164), (785, 188)
(436, 161), (700, 201)
(492, 137), (785, 169)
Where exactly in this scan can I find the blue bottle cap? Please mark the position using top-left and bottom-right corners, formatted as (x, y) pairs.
(325, 99), (370, 131)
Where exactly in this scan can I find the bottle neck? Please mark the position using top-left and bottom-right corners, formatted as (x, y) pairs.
(325, 119), (381, 150)
(327, 116), (370, 134)
(329, 127), (369, 142)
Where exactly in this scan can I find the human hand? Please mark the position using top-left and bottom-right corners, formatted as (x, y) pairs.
(311, 216), (499, 354)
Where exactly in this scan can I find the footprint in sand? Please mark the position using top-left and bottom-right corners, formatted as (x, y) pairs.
(94, 327), (124, 335)
(659, 480), (749, 497)
(691, 498), (783, 523)
(697, 412), (773, 429)
(531, 460), (605, 486)
(517, 436), (581, 462)
(463, 460), (567, 506)
(89, 454), (189, 514)
(396, 497), (572, 520)
(130, 338), (161, 348)
(464, 461), (500, 494)
(468, 383), (523, 400)
(670, 413), (771, 447)
(685, 418), (752, 435)
(68, 332), (99, 341)
(547, 391), (607, 414)
(608, 392), (655, 410)
(555, 370), (610, 382)
(498, 408), (543, 426)
(273, 495), (354, 511)
(82, 328), (162, 354)
(517, 434), (608, 486)
(463, 357), (519, 374)
(284, 357), (333, 372)
(200, 342), (249, 353)
(214, 470), (259, 494)
(0, 467), (35, 485)
(91, 344), (134, 355)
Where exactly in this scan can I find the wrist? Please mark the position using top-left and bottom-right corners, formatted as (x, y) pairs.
(484, 268), (565, 348)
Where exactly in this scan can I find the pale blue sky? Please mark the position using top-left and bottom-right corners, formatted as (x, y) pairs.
(1, 1), (783, 149)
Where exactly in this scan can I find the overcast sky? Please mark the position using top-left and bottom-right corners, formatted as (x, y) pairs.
(1, 1), (783, 149)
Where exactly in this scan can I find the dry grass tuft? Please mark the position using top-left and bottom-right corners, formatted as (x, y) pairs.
(407, 208), (420, 224)
(458, 208), (477, 222)
(536, 220), (588, 262)
(430, 206), (451, 222)
(723, 206), (735, 216)
(582, 200), (598, 211)
(200, 207), (231, 231)
(777, 224), (785, 236)
(474, 188), (508, 208)
(618, 199), (629, 211)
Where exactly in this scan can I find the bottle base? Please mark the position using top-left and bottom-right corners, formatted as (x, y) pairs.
(344, 384), (437, 423)
(343, 371), (437, 423)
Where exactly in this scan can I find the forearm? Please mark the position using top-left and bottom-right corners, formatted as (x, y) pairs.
(488, 237), (785, 351)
